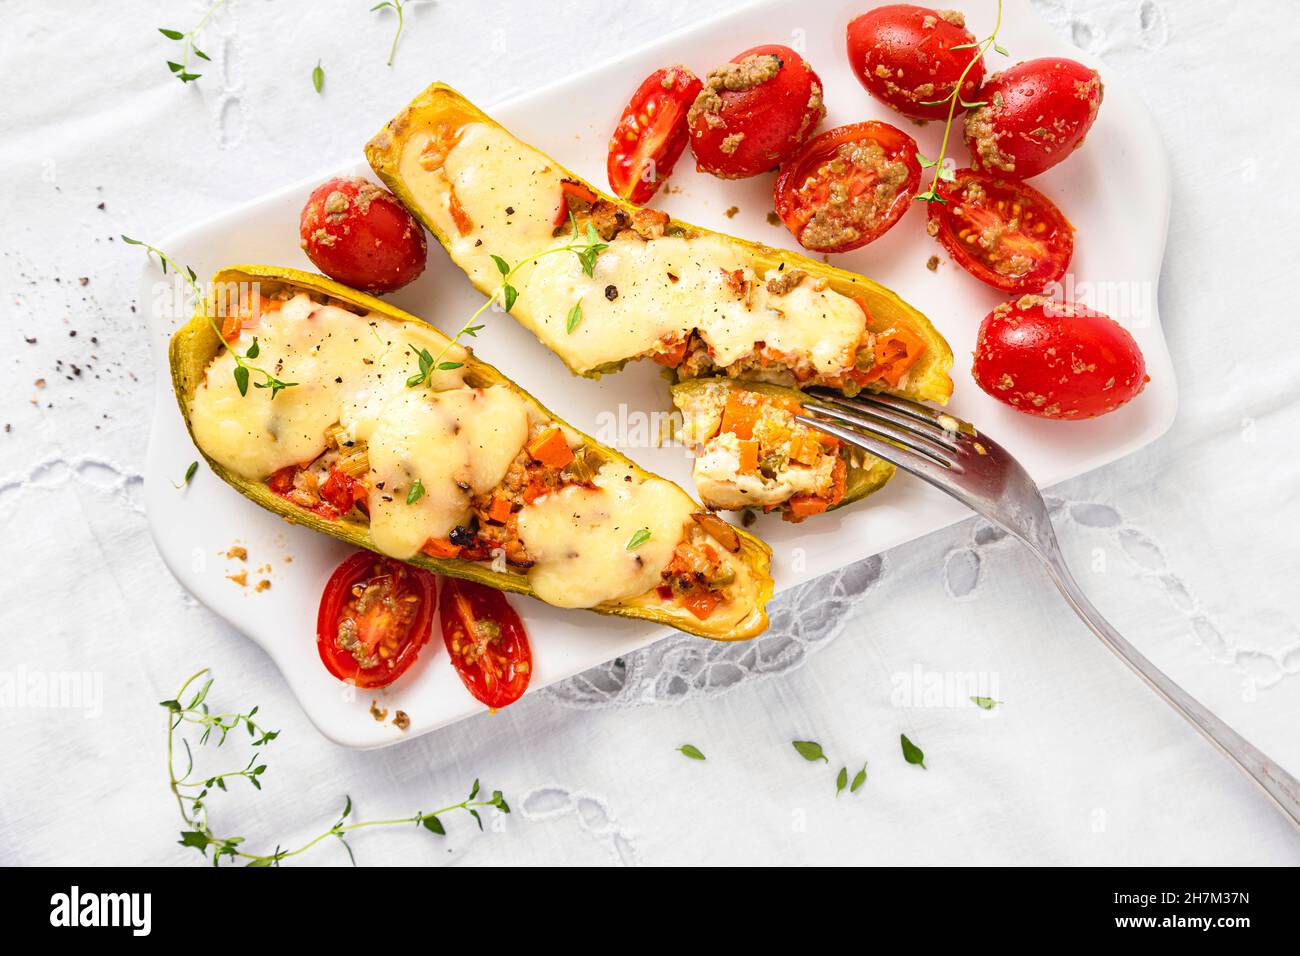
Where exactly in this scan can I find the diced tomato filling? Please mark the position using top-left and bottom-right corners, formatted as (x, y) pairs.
(319, 468), (368, 515)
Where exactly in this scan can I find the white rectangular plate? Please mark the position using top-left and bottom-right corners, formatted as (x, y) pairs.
(144, 0), (1174, 747)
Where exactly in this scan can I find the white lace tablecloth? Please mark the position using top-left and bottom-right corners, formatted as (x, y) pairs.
(3, 0), (1297, 866)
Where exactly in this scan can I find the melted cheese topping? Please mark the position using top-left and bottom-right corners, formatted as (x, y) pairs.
(399, 122), (868, 375)
(517, 462), (696, 609)
(189, 293), (524, 560)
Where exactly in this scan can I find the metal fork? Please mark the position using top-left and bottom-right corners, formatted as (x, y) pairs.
(798, 388), (1300, 830)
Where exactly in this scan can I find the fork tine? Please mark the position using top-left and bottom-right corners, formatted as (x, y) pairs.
(801, 397), (960, 457)
(829, 388), (970, 430)
(794, 412), (952, 473)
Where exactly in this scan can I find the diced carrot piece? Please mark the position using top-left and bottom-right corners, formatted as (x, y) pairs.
(527, 427), (575, 468)
(447, 187), (474, 236)
(827, 457), (848, 507)
(737, 439), (759, 472)
(652, 338), (688, 368)
(720, 390), (761, 440)
(788, 493), (830, 520)
(553, 179), (599, 228)
(682, 588), (721, 620)
(421, 537), (462, 559)
(487, 493), (513, 524)
(857, 327), (927, 387)
(220, 311), (242, 343)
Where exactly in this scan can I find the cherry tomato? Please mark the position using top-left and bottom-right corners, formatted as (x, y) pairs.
(973, 295), (1148, 420)
(927, 169), (1073, 294)
(846, 5), (983, 120)
(299, 177), (427, 294)
(440, 577), (532, 710)
(607, 65), (703, 205)
(316, 552), (436, 688)
(964, 57), (1103, 179)
(687, 44), (825, 179)
(774, 121), (921, 252)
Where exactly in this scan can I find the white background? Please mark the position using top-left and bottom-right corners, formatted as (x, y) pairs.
(2, 0), (1298, 865)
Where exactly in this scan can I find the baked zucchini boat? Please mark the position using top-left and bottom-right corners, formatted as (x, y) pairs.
(170, 265), (773, 641)
(365, 83), (954, 404)
(673, 379), (894, 522)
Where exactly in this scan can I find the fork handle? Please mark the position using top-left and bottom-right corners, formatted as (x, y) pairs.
(1038, 552), (1300, 830)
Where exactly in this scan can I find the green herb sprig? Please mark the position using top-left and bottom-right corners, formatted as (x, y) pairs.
(158, 1), (226, 83)
(371, 0), (409, 67)
(123, 236), (296, 398)
(312, 60), (325, 94)
(914, 0), (1007, 204)
(164, 669), (509, 866)
(409, 216), (608, 386)
(677, 744), (706, 761)
(626, 528), (651, 550)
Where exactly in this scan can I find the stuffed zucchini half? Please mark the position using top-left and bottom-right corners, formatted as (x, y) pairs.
(365, 83), (954, 404)
(170, 266), (773, 641)
(673, 379), (894, 522)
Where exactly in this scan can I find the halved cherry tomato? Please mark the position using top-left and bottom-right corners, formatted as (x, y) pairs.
(316, 552), (436, 688)
(927, 169), (1073, 294)
(846, 5), (983, 121)
(972, 295), (1147, 419)
(774, 121), (921, 252)
(608, 66), (703, 205)
(964, 57), (1103, 180)
(440, 577), (532, 709)
(688, 44), (825, 179)
(299, 176), (427, 294)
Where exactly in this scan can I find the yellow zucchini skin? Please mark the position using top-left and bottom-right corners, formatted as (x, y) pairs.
(365, 82), (954, 405)
(169, 265), (773, 641)
(671, 377), (896, 516)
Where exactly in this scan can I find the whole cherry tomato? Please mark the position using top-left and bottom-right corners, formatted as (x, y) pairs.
(964, 57), (1103, 179)
(687, 44), (825, 179)
(972, 295), (1147, 420)
(846, 5), (983, 120)
(927, 169), (1073, 294)
(299, 177), (427, 293)
(607, 65), (703, 205)
(774, 121), (921, 252)
(316, 552), (436, 688)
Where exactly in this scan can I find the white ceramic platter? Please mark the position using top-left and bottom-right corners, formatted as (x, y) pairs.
(143, 0), (1174, 747)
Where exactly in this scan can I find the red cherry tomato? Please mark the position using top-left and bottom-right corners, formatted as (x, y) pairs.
(687, 44), (825, 179)
(607, 65), (703, 205)
(439, 578), (532, 710)
(299, 177), (427, 293)
(973, 295), (1148, 420)
(964, 57), (1103, 179)
(316, 552), (436, 688)
(846, 4), (983, 120)
(774, 121), (921, 253)
(927, 169), (1073, 294)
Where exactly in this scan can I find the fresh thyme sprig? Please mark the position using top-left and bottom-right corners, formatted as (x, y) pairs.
(158, 0), (226, 83)
(409, 215), (608, 385)
(914, 0), (1007, 204)
(164, 669), (510, 866)
(371, 0), (409, 67)
(123, 235), (296, 398)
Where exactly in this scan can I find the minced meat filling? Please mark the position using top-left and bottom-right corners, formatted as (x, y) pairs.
(796, 140), (911, 251)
